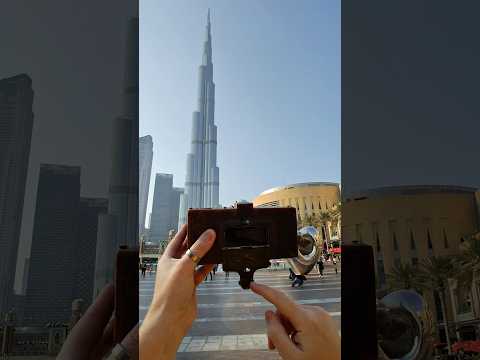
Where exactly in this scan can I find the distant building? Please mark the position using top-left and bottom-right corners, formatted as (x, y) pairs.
(21, 257), (30, 295)
(139, 135), (153, 235)
(253, 182), (341, 240)
(149, 174), (183, 244)
(0, 74), (34, 318)
(342, 185), (480, 343)
(74, 198), (108, 308)
(94, 15), (139, 297)
(170, 187), (183, 231)
(179, 10), (220, 227)
(177, 192), (187, 231)
(23, 165), (107, 325)
(23, 164), (81, 325)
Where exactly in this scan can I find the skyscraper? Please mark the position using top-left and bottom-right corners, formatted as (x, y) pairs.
(149, 174), (183, 244)
(24, 164), (81, 325)
(139, 135), (153, 235)
(105, 15), (139, 248)
(179, 10), (220, 226)
(0, 74), (34, 318)
(22, 165), (107, 325)
(74, 197), (108, 308)
(94, 15), (139, 296)
(170, 187), (183, 232)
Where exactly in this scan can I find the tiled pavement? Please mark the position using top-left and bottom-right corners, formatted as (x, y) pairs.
(139, 265), (341, 359)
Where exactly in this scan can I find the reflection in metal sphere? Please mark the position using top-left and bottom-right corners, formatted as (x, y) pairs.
(288, 226), (323, 275)
(377, 290), (434, 360)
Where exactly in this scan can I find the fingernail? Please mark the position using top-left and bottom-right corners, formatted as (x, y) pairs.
(201, 229), (215, 241)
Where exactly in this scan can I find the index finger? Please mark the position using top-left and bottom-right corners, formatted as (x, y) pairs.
(250, 282), (305, 327)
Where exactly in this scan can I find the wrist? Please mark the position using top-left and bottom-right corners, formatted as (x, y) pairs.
(140, 307), (186, 358)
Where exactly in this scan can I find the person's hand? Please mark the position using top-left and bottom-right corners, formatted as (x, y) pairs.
(251, 282), (340, 360)
(57, 284), (138, 360)
(139, 224), (216, 360)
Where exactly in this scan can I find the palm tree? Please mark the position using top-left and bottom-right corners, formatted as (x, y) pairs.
(298, 213), (320, 229)
(417, 256), (456, 355)
(329, 201), (342, 220)
(454, 234), (480, 292)
(318, 211), (333, 243)
(329, 202), (341, 238)
(386, 261), (423, 293)
(297, 214), (307, 229)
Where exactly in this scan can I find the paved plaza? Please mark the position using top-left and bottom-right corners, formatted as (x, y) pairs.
(139, 264), (341, 359)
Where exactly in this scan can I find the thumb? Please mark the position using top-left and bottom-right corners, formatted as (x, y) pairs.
(265, 311), (300, 359)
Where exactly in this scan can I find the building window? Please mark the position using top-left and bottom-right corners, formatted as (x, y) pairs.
(427, 229), (433, 250)
(459, 326), (476, 341)
(355, 224), (363, 243)
(311, 202), (314, 210)
(393, 232), (399, 251)
(394, 257), (401, 268)
(443, 229), (449, 249)
(257, 200), (280, 208)
(376, 232), (381, 252)
(319, 201), (322, 210)
(412, 257), (418, 267)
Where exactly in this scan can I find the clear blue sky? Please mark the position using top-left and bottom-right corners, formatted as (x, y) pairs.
(140, 0), (340, 221)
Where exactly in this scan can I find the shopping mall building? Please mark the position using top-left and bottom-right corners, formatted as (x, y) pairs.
(342, 185), (480, 343)
(252, 182), (341, 242)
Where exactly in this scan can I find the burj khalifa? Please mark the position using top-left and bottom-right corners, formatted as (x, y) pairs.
(179, 10), (220, 227)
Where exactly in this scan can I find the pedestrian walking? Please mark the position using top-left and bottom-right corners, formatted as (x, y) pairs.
(317, 259), (324, 277)
(292, 274), (306, 287)
(225, 271), (229, 279)
(289, 268), (295, 281)
(333, 258), (338, 274)
(141, 264), (146, 278)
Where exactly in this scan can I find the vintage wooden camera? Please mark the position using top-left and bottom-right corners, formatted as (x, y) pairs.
(187, 202), (297, 289)
(113, 245), (139, 344)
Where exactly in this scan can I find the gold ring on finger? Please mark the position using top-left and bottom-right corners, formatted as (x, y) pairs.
(186, 248), (201, 265)
(291, 330), (300, 345)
